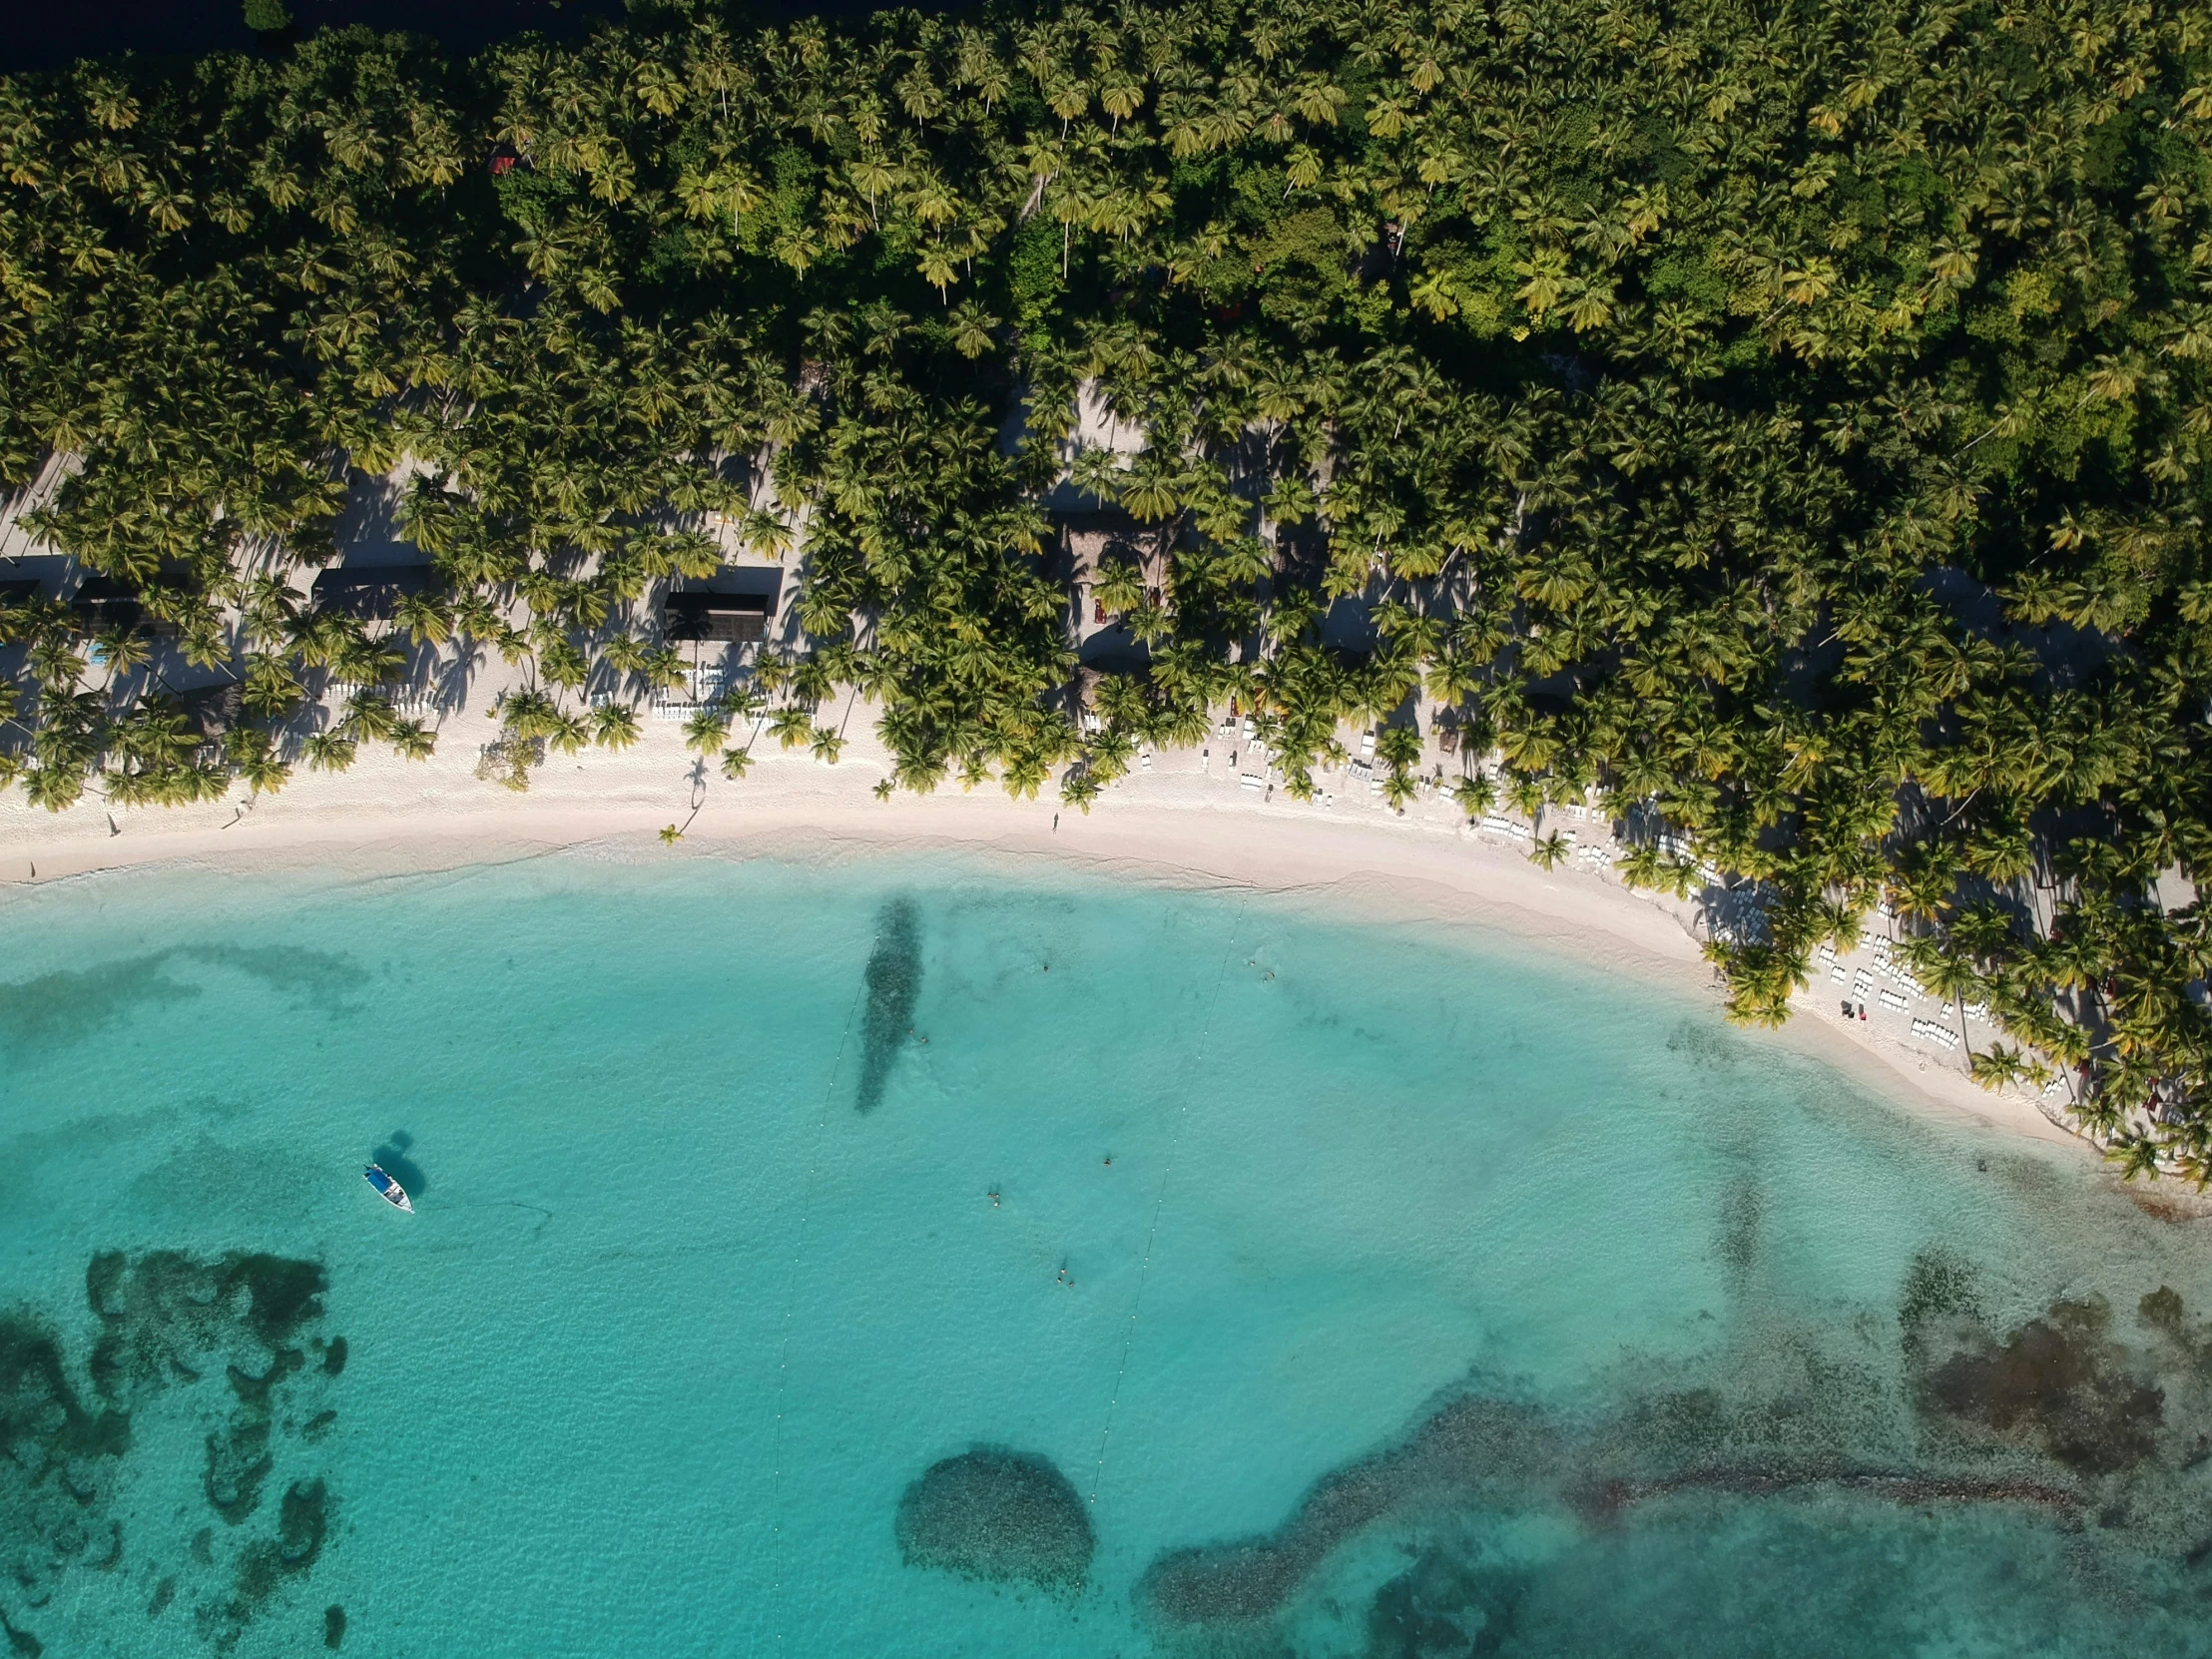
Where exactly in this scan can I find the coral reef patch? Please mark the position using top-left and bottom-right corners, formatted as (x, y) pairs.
(203, 1478), (330, 1648)
(1142, 1396), (1553, 1625)
(1139, 1261), (2212, 1652)
(1920, 1296), (2164, 1473)
(0, 1250), (340, 1652)
(894, 1446), (1093, 1593)
(0, 944), (363, 1060)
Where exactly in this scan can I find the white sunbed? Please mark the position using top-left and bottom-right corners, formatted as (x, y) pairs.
(1911, 1019), (1961, 1051)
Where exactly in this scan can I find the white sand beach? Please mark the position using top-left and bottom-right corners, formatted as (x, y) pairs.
(0, 703), (2102, 1161)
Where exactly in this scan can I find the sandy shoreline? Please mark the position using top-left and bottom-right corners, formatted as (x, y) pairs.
(0, 714), (2097, 1161)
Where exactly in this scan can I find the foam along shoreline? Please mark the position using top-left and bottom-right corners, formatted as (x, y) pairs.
(0, 708), (2096, 1163)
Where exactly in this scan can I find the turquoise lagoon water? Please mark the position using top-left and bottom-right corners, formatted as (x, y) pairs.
(2, 851), (2210, 1657)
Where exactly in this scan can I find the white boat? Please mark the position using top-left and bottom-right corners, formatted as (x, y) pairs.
(362, 1164), (414, 1213)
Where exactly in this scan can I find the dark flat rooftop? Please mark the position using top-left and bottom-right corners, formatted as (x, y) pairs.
(664, 590), (773, 644)
(312, 566), (436, 621)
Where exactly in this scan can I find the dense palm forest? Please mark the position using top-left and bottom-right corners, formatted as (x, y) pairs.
(0, 0), (2208, 1167)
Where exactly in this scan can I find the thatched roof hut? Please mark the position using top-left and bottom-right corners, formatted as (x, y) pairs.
(180, 681), (244, 740)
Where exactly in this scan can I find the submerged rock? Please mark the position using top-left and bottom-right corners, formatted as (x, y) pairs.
(855, 898), (922, 1114)
(1140, 1395), (1554, 1626)
(218, 1478), (333, 1645)
(2, 1249), (340, 1646)
(1923, 1296), (2164, 1474)
(894, 1447), (1093, 1593)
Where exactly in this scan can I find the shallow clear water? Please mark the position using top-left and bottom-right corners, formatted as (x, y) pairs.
(2, 851), (2207, 1657)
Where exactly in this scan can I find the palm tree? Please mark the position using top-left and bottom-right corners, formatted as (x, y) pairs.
(1968, 1044), (2032, 1091)
(92, 627), (150, 685)
(1503, 771), (1548, 826)
(341, 691), (400, 744)
(1092, 559), (1145, 617)
(592, 703), (643, 751)
(1069, 445), (1124, 507)
(769, 703), (815, 750)
(1450, 774), (1503, 827)
(546, 712), (590, 756)
(1375, 723), (1422, 810)
(683, 707), (733, 754)
(302, 732), (358, 773)
(225, 728), (290, 798)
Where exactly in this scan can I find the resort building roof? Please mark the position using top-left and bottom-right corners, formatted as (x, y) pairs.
(664, 587), (776, 644)
(71, 578), (152, 633)
(311, 566), (435, 622)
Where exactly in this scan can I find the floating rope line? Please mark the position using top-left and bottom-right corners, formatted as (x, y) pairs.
(1088, 896), (1247, 1507)
(768, 948), (871, 1648)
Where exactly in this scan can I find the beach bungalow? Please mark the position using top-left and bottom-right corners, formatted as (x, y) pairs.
(1047, 509), (1158, 672)
(663, 583), (778, 645)
(71, 577), (156, 634)
(310, 566), (435, 622)
(180, 680), (244, 742)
